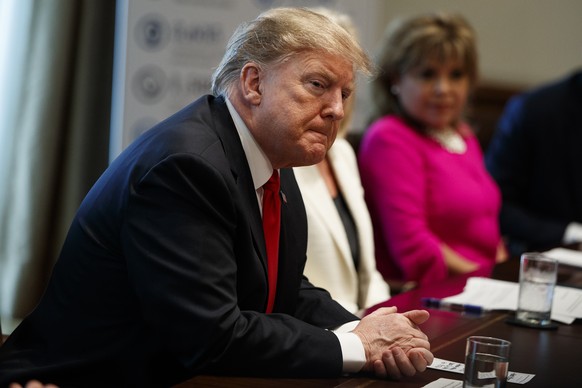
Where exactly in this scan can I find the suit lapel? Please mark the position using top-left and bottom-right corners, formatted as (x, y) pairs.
(276, 168), (307, 312)
(209, 98), (267, 265)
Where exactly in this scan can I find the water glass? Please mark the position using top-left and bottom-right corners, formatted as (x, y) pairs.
(463, 336), (511, 388)
(516, 252), (558, 327)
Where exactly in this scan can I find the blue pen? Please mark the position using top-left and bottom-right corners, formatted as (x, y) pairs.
(421, 297), (485, 315)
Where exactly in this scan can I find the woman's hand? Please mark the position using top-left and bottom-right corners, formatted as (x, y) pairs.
(441, 243), (479, 274)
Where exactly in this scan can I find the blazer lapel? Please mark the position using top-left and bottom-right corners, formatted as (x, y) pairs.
(209, 97), (267, 264)
(327, 142), (370, 264)
(295, 165), (353, 268)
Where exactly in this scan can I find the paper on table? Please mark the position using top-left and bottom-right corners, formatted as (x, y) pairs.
(441, 277), (582, 324)
(427, 357), (535, 384)
(543, 247), (582, 268)
(554, 285), (582, 318)
(422, 378), (462, 388)
(444, 277), (518, 311)
(552, 313), (576, 324)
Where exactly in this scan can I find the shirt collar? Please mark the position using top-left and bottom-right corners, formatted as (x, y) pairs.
(225, 97), (273, 190)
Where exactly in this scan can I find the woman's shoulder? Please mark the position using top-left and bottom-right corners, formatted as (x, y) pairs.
(363, 116), (425, 148)
(457, 122), (482, 147)
(458, 121), (477, 138)
(330, 137), (355, 155)
(328, 137), (358, 170)
(363, 115), (422, 140)
(367, 115), (410, 133)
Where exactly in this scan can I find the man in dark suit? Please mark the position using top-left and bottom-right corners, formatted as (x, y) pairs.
(486, 70), (582, 255)
(0, 7), (432, 388)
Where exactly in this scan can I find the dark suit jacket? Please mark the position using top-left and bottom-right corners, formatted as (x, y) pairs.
(0, 95), (357, 387)
(485, 70), (582, 254)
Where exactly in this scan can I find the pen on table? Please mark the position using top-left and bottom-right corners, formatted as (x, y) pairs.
(421, 297), (485, 315)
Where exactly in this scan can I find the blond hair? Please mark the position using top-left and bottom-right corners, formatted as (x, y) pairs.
(211, 7), (373, 98)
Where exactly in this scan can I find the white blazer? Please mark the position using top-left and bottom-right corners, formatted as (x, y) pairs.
(294, 138), (390, 315)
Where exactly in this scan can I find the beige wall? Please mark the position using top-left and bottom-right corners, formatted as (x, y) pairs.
(375, 0), (582, 89)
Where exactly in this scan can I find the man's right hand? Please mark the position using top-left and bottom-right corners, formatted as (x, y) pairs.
(352, 306), (433, 380)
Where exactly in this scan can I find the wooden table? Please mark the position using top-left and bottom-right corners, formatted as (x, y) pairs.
(176, 258), (582, 387)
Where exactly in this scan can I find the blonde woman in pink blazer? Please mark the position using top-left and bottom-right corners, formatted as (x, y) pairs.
(359, 13), (507, 287)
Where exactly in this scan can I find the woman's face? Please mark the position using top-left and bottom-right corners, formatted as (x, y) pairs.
(394, 58), (470, 130)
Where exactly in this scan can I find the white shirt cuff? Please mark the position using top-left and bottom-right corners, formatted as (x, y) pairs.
(563, 222), (582, 245)
(333, 321), (366, 373)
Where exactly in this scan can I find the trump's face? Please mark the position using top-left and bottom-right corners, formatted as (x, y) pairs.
(244, 50), (355, 169)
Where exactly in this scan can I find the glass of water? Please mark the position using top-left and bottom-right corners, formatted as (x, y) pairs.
(516, 252), (558, 327)
(464, 336), (511, 388)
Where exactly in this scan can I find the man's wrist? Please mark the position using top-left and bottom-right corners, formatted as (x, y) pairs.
(333, 321), (366, 373)
(335, 332), (366, 373)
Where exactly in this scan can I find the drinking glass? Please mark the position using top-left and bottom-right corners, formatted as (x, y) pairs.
(516, 252), (558, 327)
(463, 336), (511, 388)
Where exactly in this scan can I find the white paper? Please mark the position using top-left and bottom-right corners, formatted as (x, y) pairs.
(552, 313), (576, 324)
(429, 358), (465, 374)
(428, 357), (535, 384)
(441, 277), (582, 323)
(544, 247), (582, 268)
(444, 277), (518, 311)
(422, 378), (462, 388)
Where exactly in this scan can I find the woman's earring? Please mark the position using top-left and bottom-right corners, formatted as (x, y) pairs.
(390, 85), (400, 95)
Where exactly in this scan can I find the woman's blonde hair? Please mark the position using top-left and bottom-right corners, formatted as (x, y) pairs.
(211, 7), (373, 98)
(368, 12), (478, 126)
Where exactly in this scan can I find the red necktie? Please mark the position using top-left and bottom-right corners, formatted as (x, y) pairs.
(262, 170), (281, 313)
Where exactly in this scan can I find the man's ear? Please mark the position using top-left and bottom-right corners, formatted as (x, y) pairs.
(240, 63), (262, 105)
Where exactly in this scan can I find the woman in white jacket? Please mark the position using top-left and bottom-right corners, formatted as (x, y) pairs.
(294, 137), (390, 315)
(294, 8), (390, 316)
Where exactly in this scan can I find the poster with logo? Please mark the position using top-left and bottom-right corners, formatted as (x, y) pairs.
(110, 0), (380, 160)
